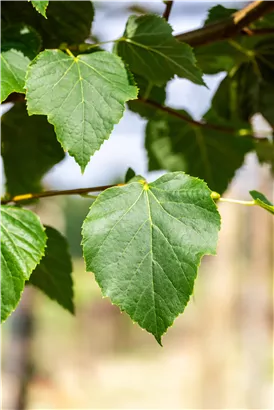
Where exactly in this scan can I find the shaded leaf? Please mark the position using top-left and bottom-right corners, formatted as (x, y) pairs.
(211, 37), (274, 124)
(1, 102), (65, 197)
(1, 206), (46, 322)
(115, 14), (204, 86)
(145, 109), (253, 194)
(212, 63), (258, 122)
(26, 49), (138, 171)
(127, 74), (166, 119)
(249, 190), (274, 214)
(255, 139), (274, 173)
(1, 25), (41, 102)
(82, 172), (220, 343)
(194, 5), (274, 76)
(205, 5), (238, 24)
(2, 1), (94, 48)
(29, 226), (74, 313)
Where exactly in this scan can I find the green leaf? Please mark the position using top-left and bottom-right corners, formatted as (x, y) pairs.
(30, 1), (48, 18)
(26, 49), (138, 171)
(1, 25), (41, 102)
(82, 172), (220, 343)
(194, 5), (274, 76)
(194, 41), (247, 75)
(115, 14), (204, 86)
(125, 167), (136, 183)
(145, 109), (253, 194)
(255, 140), (274, 173)
(1, 206), (47, 322)
(205, 5), (238, 24)
(212, 63), (257, 122)
(193, 6), (244, 75)
(2, 1), (94, 49)
(249, 190), (274, 214)
(1, 102), (65, 198)
(252, 11), (274, 29)
(127, 74), (166, 119)
(211, 36), (274, 124)
(29, 226), (74, 313)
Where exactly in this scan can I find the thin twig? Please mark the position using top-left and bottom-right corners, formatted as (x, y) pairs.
(138, 98), (269, 139)
(163, 1), (173, 21)
(175, 1), (274, 47)
(241, 27), (274, 36)
(1, 184), (119, 205)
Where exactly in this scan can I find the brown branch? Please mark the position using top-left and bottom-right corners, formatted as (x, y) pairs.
(138, 97), (269, 140)
(1, 184), (119, 205)
(175, 1), (274, 47)
(163, 1), (173, 21)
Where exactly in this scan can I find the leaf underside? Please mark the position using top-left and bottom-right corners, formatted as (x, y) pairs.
(82, 172), (220, 343)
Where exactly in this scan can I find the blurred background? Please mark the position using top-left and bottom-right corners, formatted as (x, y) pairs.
(1, 1), (273, 409)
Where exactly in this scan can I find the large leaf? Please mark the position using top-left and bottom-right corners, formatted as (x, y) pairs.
(249, 190), (274, 215)
(1, 206), (46, 322)
(29, 226), (74, 313)
(145, 109), (253, 194)
(1, 102), (65, 197)
(82, 172), (220, 343)
(1, 25), (41, 102)
(26, 49), (138, 171)
(30, 1), (48, 18)
(2, 1), (94, 48)
(115, 14), (204, 86)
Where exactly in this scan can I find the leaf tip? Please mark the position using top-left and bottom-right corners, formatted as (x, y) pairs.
(155, 334), (163, 346)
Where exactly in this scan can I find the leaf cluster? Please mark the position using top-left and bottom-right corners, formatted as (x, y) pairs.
(1, 1), (273, 343)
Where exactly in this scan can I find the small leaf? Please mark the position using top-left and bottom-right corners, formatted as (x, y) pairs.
(26, 49), (138, 171)
(1, 102), (64, 197)
(205, 5), (237, 24)
(30, 1), (48, 18)
(145, 109), (253, 194)
(125, 167), (136, 183)
(1, 206), (46, 322)
(1, 25), (41, 102)
(249, 190), (274, 214)
(82, 172), (220, 343)
(115, 14), (204, 86)
(29, 226), (74, 313)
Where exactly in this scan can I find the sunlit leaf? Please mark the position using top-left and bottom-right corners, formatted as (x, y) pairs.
(26, 49), (138, 171)
(82, 172), (220, 343)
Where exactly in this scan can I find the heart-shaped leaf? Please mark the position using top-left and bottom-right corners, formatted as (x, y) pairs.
(82, 172), (220, 343)
(26, 50), (138, 171)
